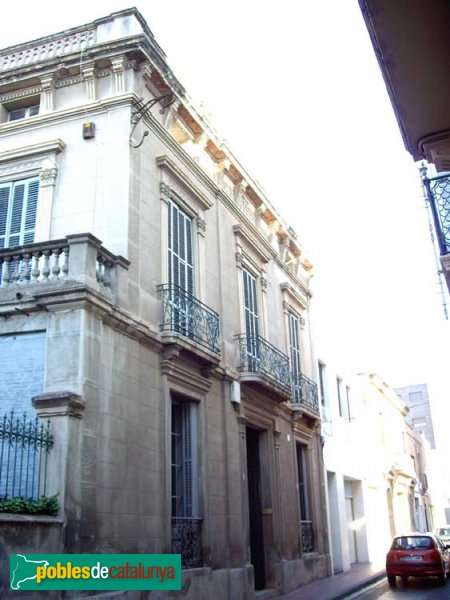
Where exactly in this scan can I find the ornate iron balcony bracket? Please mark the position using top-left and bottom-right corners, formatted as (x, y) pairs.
(129, 93), (175, 149)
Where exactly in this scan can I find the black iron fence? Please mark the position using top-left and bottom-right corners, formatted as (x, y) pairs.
(171, 517), (203, 568)
(0, 411), (53, 500)
(301, 520), (314, 553)
(292, 373), (319, 414)
(158, 284), (221, 355)
(235, 333), (291, 390)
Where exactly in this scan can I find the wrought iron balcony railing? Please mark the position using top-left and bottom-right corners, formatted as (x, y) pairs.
(157, 284), (221, 355)
(172, 517), (203, 568)
(292, 373), (319, 414)
(423, 174), (450, 255)
(235, 333), (291, 390)
(301, 520), (314, 554)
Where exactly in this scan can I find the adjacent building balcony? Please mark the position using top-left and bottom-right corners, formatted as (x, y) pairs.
(0, 233), (129, 312)
(423, 173), (450, 292)
(292, 373), (320, 416)
(235, 333), (291, 401)
(157, 284), (221, 366)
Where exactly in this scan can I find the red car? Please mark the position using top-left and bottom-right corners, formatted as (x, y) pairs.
(386, 533), (450, 586)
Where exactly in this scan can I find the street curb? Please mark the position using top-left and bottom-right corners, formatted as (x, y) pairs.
(330, 572), (385, 600)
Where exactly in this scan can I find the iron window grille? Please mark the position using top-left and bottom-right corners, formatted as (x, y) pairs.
(0, 410), (53, 500)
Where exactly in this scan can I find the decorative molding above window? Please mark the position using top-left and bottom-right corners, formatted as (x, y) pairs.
(280, 281), (308, 313)
(156, 154), (213, 211)
(233, 223), (271, 266)
(160, 181), (199, 220)
(0, 140), (65, 167)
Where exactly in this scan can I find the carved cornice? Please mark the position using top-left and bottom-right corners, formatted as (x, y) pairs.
(32, 391), (85, 419)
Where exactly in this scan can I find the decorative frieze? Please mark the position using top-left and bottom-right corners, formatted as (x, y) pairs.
(55, 76), (83, 89)
(0, 159), (44, 179)
(0, 86), (42, 103)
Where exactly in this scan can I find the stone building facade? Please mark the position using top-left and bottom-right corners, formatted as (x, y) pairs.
(0, 9), (330, 598)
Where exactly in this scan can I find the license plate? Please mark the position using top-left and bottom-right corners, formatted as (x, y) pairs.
(400, 556), (423, 561)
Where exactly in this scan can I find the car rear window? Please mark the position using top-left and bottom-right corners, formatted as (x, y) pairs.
(392, 536), (433, 550)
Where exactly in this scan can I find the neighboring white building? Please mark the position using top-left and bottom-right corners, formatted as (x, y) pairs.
(320, 361), (438, 575)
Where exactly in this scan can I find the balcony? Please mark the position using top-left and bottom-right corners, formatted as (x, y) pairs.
(423, 173), (450, 292)
(235, 333), (291, 400)
(0, 233), (129, 312)
(157, 284), (221, 365)
(291, 373), (320, 416)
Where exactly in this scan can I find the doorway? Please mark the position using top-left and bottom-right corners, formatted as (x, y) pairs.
(344, 480), (357, 564)
(246, 427), (265, 590)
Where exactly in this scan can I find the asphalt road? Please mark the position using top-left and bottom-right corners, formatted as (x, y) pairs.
(346, 578), (450, 599)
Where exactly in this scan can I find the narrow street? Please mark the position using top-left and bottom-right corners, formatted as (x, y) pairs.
(346, 579), (450, 599)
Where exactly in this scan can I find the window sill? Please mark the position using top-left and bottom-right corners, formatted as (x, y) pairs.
(0, 513), (64, 525)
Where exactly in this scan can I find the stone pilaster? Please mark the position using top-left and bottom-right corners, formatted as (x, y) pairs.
(32, 391), (85, 548)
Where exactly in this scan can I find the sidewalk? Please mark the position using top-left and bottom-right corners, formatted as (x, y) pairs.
(280, 562), (385, 600)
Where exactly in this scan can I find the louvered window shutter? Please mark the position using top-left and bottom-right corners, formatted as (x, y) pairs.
(289, 314), (301, 378)
(0, 178), (39, 248)
(243, 269), (259, 363)
(8, 183), (25, 248)
(168, 199), (194, 293)
(0, 185), (10, 249)
(23, 180), (39, 244)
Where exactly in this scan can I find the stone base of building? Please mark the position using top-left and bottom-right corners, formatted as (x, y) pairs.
(279, 554), (329, 593)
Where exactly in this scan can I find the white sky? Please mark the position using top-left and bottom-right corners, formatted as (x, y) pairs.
(1, 1), (449, 452)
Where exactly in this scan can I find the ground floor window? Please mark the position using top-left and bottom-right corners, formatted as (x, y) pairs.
(171, 399), (202, 568)
(297, 443), (314, 553)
